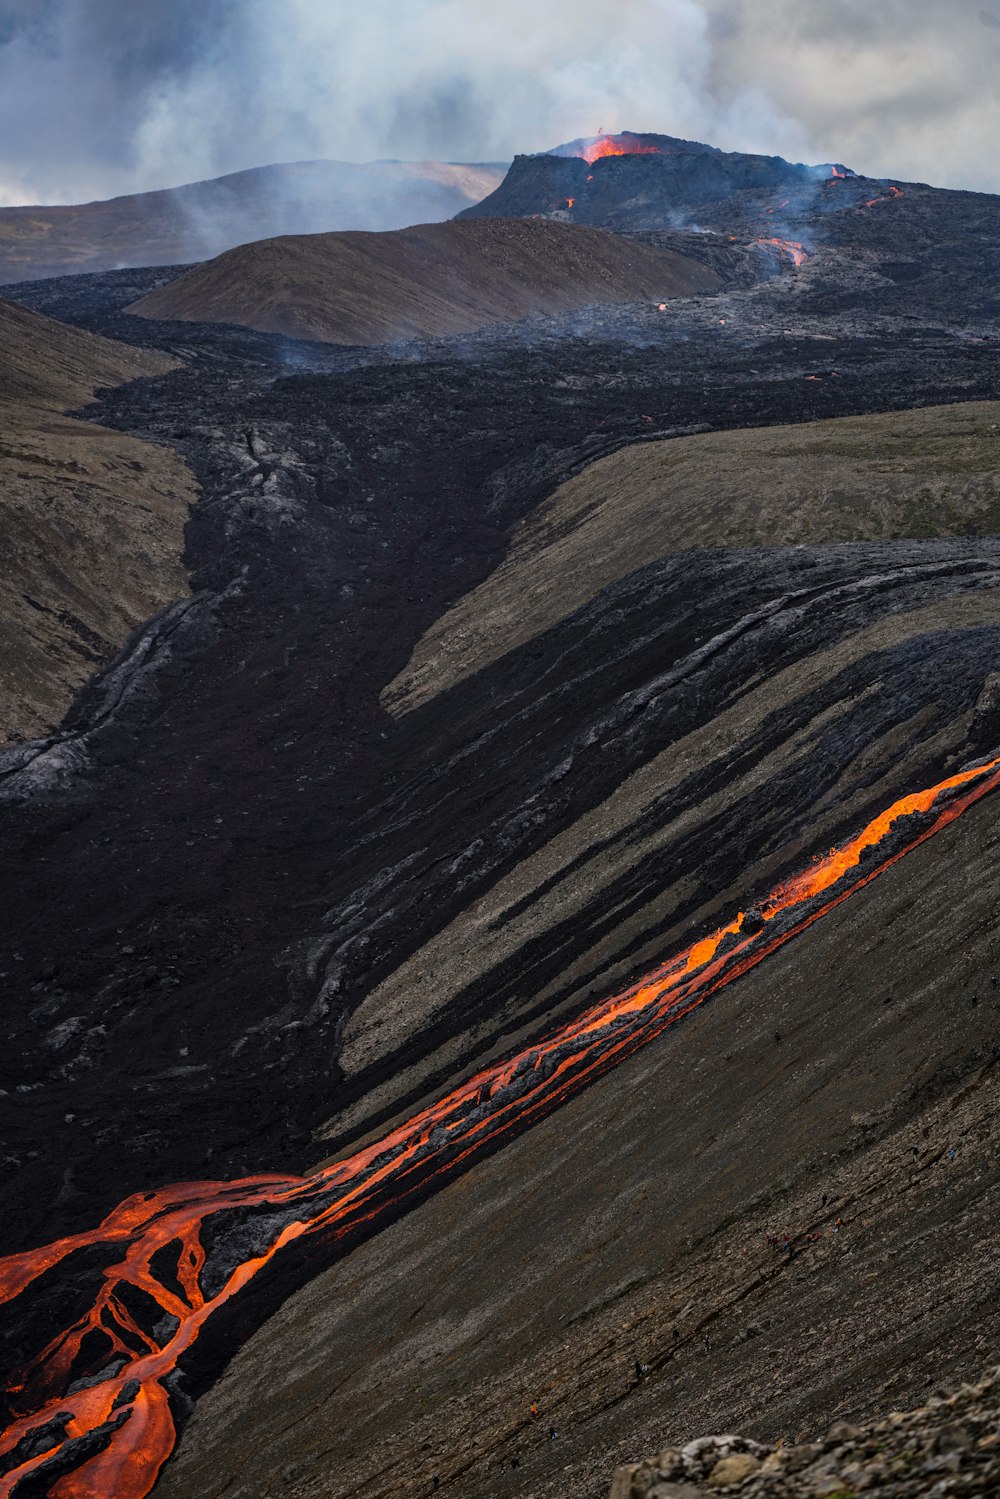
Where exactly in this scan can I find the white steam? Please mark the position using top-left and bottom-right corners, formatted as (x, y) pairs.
(0, 0), (998, 205)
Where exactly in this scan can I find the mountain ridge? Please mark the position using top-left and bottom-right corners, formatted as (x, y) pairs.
(0, 157), (507, 283)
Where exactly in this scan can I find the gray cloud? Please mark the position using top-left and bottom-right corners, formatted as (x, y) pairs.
(0, 0), (996, 205)
(703, 0), (1000, 189)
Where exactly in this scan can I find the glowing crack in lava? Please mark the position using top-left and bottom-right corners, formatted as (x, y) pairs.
(863, 185), (905, 209)
(580, 133), (664, 165)
(757, 237), (810, 269)
(4, 751), (1000, 1496)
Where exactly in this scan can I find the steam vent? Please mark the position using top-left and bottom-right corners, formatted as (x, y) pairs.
(4, 99), (1000, 1499)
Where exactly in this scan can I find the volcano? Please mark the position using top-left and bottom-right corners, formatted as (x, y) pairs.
(458, 130), (853, 226)
(2, 124), (1000, 1499)
(458, 129), (1000, 326)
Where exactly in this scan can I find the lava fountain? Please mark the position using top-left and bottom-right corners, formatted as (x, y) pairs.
(3, 752), (1000, 1496)
(580, 133), (664, 165)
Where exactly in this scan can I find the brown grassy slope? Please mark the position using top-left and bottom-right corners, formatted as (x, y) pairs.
(0, 160), (508, 284)
(0, 300), (196, 744)
(128, 219), (720, 344)
(334, 589), (1000, 1145)
(158, 771), (1000, 1499)
(384, 400), (1000, 714)
(0, 297), (174, 409)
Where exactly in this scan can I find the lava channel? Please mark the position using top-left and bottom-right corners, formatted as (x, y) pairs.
(756, 237), (810, 269)
(3, 752), (1000, 1497)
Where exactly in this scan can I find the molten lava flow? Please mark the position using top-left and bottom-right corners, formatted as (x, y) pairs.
(863, 185), (906, 209)
(580, 134), (663, 165)
(757, 237), (810, 269)
(4, 752), (1000, 1495)
(566, 198), (575, 210)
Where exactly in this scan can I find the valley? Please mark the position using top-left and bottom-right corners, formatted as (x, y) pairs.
(2, 129), (999, 1497)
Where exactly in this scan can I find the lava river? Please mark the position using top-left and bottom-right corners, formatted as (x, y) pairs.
(4, 753), (1000, 1497)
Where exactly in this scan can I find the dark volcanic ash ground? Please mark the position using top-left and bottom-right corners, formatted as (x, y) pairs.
(3, 140), (1000, 1493)
(2, 228), (999, 1249)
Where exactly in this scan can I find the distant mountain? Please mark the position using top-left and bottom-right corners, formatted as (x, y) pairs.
(128, 218), (720, 344)
(0, 158), (508, 283)
(457, 130), (852, 228)
(457, 129), (1000, 321)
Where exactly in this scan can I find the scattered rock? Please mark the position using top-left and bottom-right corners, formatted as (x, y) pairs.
(707, 1453), (761, 1487)
(610, 1462), (642, 1499)
(611, 1366), (1000, 1496)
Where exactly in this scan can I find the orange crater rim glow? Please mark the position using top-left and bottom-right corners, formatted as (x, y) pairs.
(578, 134), (665, 165)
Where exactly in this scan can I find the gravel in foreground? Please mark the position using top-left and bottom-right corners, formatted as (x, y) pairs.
(611, 1367), (1000, 1497)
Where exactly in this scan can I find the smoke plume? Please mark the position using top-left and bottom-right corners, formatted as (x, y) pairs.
(0, 0), (996, 205)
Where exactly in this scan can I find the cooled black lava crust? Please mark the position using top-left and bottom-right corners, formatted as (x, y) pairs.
(3, 265), (1000, 1259)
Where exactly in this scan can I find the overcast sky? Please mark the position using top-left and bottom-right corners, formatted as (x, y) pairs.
(0, 0), (997, 204)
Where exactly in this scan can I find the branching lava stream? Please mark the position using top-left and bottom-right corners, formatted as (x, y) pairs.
(4, 752), (1000, 1497)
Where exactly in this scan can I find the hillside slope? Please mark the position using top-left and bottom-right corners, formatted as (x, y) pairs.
(127, 219), (720, 343)
(3, 214), (1000, 1496)
(158, 765), (1000, 1499)
(0, 295), (173, 408)
(386, 401), (1000, 713)
(0, 299), (195, 742)
(0, 158), (507, 283)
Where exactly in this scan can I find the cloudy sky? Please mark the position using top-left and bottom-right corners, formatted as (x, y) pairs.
(0, 0), (997, 204)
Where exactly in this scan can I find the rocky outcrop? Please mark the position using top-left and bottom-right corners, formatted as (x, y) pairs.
(612, 1369), (1000, 1497)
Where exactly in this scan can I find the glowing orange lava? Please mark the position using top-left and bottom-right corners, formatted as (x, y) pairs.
(566, 197), (575, 210)
(3, 750), (1000, 1495)
(757, 237), (810, 269)
(863, 185), (905, 209)
(580, 134), (663, 165)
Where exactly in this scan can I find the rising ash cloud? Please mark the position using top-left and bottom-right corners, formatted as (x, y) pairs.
(0, 0), (996, 205)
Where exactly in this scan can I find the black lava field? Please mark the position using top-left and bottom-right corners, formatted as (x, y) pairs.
(4, 136), (1000, 1494)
